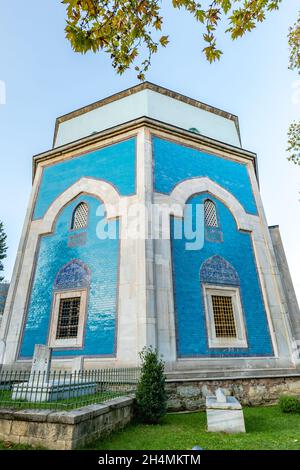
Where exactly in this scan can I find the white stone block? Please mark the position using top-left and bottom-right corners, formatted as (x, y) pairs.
(30, 345), (52, 381)
(206, 408), (246, 433)
(206, 395), (246, 433)
(215, 388), (226, 403)
(12, 379), (97, 402)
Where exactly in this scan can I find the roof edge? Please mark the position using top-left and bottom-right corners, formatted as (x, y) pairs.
(36, 116), (254, 182)
(52, 82), (241, 148)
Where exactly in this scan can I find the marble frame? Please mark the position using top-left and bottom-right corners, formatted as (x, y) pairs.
(48, 288), (88, 349)
(202, 284), (248, 349)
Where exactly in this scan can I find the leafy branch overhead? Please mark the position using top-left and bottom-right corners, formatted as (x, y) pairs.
(63, 1), (300, 167)
(287, 13), (300, 167)
(63, 0), (282, 80)
(287, 122), (300, 166)
(288, 11), (300, 73)
(0, 222), (7, 282)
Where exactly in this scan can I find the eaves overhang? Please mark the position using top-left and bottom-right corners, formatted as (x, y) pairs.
(33, 116), (257, 182)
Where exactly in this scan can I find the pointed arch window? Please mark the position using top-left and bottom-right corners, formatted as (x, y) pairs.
(204, 199), (218, 227)
(204, 199), (222, 242)
(71, 202), (89, 230)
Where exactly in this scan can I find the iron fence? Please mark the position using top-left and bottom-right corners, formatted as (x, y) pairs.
(0, 367), (140, 410)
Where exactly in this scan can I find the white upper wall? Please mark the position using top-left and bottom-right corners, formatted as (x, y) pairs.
(54, 86), (241, 148)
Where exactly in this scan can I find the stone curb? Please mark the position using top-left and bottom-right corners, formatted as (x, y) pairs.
(0, 395), (134, 425)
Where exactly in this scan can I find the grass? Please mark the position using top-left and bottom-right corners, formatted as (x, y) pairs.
(0, 441), (44, 450)
(0, 390), (121, 411)
(1, 405), (299, 450)
(82, 406), (300, 450)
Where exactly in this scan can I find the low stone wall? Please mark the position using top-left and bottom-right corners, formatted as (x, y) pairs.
(2, 376), (300, 447)
(166, 376), (300, 411)
(0, 395), (134, 450)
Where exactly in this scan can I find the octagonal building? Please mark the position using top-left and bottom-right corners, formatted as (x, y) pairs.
(1, 83), (299, 378)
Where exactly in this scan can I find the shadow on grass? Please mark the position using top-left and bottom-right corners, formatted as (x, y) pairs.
(244, 406), (297, 434)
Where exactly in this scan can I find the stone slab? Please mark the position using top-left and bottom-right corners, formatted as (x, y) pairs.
(207, 408), (246, 433)
(30, 345), (52, 379)
(215, 387), (227, 403)
(47, 408), (92, 425)
(0, 409), (16, 420)
(107, 396), (134, 410)
(13, 409), (53, 423)
(206, 395), (242, 410)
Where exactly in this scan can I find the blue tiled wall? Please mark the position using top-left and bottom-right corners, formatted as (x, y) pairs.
(34, 138), (136, 220)
(153, 137), (258, 215)
(19, 195), (119, 358)
(171, 194), (273, 357)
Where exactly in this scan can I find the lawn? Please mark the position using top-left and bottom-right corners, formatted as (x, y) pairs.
(0, 405), (299, 450)
(82, 406), (300, 451)
(0, 441), (43, 450)
(0, 389), (121, 411)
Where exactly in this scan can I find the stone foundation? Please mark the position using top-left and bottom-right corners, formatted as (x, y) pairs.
(0, 395), (134, 449)
(166, 375), (300, 411)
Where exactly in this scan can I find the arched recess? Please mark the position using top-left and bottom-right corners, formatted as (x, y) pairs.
(39, 177), (122, 234)
(166, 176), (255, 232)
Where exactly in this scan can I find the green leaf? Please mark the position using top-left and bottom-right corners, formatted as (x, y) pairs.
(63, 0), (286, 80)
(159, 35), (169, 47)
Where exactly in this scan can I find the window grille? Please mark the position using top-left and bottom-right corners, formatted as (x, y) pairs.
(56, 297), (80, 339)
(211, 295), (237, 338)
(204, 200), (218, 227)
(71, 203), (88, 230)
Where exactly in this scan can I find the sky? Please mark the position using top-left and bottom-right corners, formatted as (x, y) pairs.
(0, 1), (299, 302)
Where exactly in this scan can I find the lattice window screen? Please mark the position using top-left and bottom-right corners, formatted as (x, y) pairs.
(211, 295), (237, 338)
(72, 203), (88, 229)
(204, 200), (218, 227)
(56, 297), (80, 339)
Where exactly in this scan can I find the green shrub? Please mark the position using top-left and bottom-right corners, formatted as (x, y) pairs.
(279, 395), (300, 413)
(135, 347), (167, 424)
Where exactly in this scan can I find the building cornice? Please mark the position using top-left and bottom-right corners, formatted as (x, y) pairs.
(52, 82), (241, 147)
(34, 116), (257, 180)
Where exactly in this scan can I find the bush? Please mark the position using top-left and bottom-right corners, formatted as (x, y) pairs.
(279, 395), (300, 413)
(135, 347), (167, 424)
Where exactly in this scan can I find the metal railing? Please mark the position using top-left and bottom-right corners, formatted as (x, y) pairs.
(0, 368), (140, 410)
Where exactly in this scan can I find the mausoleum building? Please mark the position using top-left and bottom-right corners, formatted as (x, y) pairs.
(0, 83), (299, 377)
